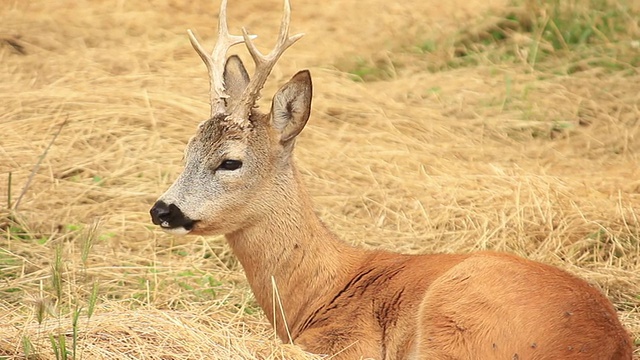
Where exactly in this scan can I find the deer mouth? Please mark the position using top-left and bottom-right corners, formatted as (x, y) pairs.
(159, 219), (194, 229)
(157, 218), (198, 235)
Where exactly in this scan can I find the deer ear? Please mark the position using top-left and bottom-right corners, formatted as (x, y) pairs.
(223, 55), (250, 106)
(270, 70), (312, 144)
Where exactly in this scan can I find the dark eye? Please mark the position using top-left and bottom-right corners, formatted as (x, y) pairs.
(217, 159), (243, 171)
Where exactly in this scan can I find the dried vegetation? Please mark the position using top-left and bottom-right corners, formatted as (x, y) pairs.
(1, 0), (639, 358)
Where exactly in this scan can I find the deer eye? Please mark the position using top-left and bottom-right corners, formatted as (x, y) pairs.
(217, 159), (243, 171)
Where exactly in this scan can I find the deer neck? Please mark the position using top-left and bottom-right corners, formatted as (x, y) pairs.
(225, 165), (364, 342)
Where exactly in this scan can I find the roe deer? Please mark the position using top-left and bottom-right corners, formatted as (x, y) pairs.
(150, 0), (633, 358)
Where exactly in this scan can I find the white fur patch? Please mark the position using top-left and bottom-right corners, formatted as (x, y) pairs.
(161, 227), (191, 236)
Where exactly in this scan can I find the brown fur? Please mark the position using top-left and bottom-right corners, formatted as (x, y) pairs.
(152, 2), (633, 358)
(225, 186), (632, 359)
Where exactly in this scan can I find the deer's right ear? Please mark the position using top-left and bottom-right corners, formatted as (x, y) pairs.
(271, 70), (312, 144)
(223, 55), (250, 103)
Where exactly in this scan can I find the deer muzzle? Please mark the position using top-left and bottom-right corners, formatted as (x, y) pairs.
(150, 200), (197, 235)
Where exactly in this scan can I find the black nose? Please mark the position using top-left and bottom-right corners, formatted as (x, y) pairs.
(150, 200), (195, 230)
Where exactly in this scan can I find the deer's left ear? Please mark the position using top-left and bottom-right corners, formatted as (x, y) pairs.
(270, 70), (312, 144)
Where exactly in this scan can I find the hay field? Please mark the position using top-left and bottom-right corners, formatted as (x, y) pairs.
(1, 0), (639, 358)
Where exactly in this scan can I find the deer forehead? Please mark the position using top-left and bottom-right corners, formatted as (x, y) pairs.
(186, 115), (272, 161)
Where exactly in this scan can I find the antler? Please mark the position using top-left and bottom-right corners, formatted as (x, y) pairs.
(228, 0), (304, 124)
(187, 0), (255, 118)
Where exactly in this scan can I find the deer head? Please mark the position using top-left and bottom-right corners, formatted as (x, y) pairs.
(150, 0), (311, 236)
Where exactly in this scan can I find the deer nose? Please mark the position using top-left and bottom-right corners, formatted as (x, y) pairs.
(150, 200), (171, 225)
(150, 200), (195, 230)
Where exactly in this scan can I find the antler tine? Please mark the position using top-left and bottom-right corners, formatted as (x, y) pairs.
(230, 0), (304, 122)
(187, 0), (256, 118)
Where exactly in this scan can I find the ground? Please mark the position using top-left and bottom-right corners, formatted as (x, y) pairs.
(0, 0), (639, 358)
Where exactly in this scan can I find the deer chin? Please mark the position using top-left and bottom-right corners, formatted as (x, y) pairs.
(182, 222), (223, 236)
(160, 226), (192, 236)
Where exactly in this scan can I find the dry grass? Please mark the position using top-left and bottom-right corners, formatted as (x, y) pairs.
(1, 0), (639, 358)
